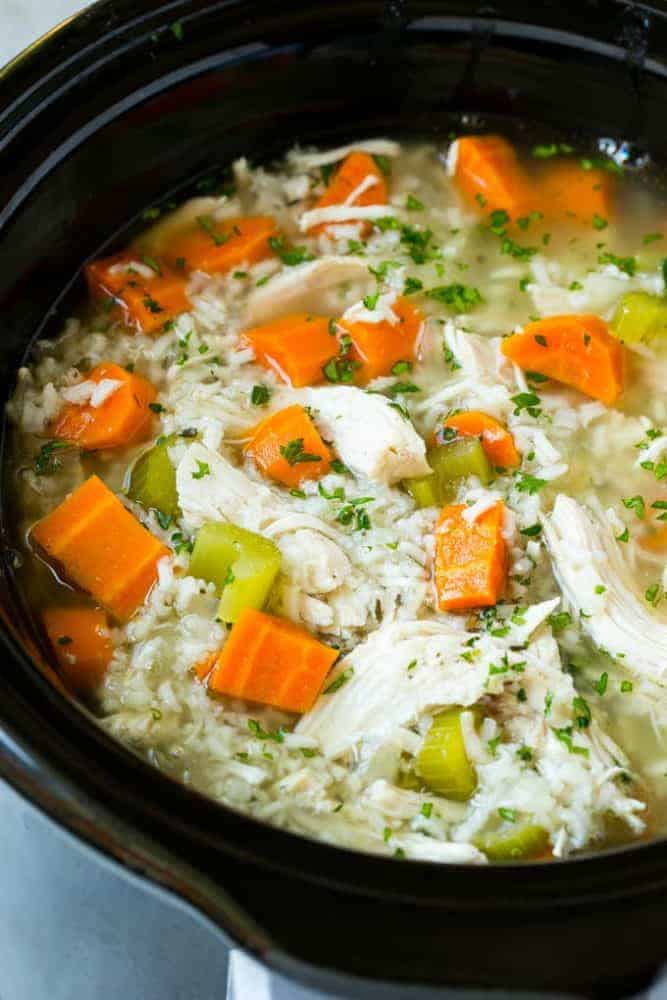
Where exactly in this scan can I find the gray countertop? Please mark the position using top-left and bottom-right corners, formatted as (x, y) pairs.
(1, 0), (86, 68)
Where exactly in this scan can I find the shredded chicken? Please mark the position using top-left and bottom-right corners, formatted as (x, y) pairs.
(543, 494), (667, 686)
(305, 385), (431, 485)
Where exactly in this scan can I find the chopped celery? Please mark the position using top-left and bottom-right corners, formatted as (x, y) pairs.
(128, 441), (178, 518)
(396, 768), (423, 791)
(430, 437), (493, 487)
(189, 522), (281, 622)
(473, 822), (549, 861)
(405, 474), (439, 509)
(404, 438), (493, 508)
(417, 708), (477, 800)
(611, 291), (667, 344)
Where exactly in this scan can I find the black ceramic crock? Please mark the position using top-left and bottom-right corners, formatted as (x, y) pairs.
(2, 2), (667, 996)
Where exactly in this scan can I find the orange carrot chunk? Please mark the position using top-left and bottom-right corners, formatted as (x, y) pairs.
(162, 215), (277, 275)
(337, 296), (423, 385)
(243, 313), (337, 387)
(538, 161), (615, 225)
(439, 411), (520, 469)
(453, 136), (537, 219)
(501, 314), (625, 405)
(309, 151), (388, 236)
(86, 252), (190, 335)
(50, 362), (157, 451)
(435, 502), (508, 611)
(244, 404), (332, 489)
(194, 650), (218, 682)
(43, 607), (112, 697)
(207, 607), (339, 712)
(32, 475), (169, 622)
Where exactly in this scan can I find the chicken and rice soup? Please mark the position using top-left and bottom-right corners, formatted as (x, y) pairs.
(8, 135), (667, 864)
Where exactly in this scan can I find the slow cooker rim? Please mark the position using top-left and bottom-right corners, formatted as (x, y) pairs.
(1, 0), (667, 921)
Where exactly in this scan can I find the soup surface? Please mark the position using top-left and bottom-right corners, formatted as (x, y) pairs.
(7, 135), (667, 863)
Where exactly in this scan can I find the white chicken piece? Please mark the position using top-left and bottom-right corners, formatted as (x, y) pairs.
(528, 255), (662, 321)
(305, 386), (431, 485)
(288, 138), (401, 169)
(543, 494), (667, 687)
(177, 445), (353, 601)
(244, 256), (371, 325)
(274, 528), (351, 594)
(297, 600), (559, 758)
(176, 442), (277, 531)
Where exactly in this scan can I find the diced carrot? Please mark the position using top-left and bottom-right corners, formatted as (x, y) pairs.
(453, 136), (537, 219)
(640, 513), (667, 552)
(194, 650), (218, 682)
(32, 475), (169, 622)
(42, 607), (112, 697)
(538, 160), (615, 225)
(501, 314), (625, 405)
(434, 502), (508, 611)
(86, 252), (190, 334)
(309, 151), (388, 236)
(207, 607), (338, 712)
(162, 215), (277, 275)
(439, 411), (521, 469)
(243, 313), (337, 387)
(244, 404), (332, 489)
(337, 296), (423, 384)
(50, 362), (157, 451)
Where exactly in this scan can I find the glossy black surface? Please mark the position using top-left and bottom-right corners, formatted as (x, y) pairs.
(2, 2), (667, 995)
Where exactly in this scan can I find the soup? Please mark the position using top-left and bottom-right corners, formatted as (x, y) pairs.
(7, 135), (667, 863)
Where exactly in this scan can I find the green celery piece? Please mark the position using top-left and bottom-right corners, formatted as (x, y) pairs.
(417, 708), (477, 801)
(611, 291), (667, 344)
(473, 822), (549, 861)
(430, 437), (493, 488)
(404, 437), (493, 508)
(128, 441), (178, 517)
(405, 474), (439, 509)
(189, 522), (281, 623)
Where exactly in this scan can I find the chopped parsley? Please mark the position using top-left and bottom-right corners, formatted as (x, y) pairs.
(645, 582), (664, 608)
(141, 255), (162, 275)
(268, 234), (315, 266)
(196, 215), (228, 246)
(622, 494), (645, 519)
(531, 142), (574, 158)
(34, 440), (73, 476)
(324, 667), (353, 694)
(598, 250), (636, 276)
(403, 276), (423, 295)
(594, 672), (609, 696)
(515, 473), (548, 495)
(554, 726), (589, 757)
(520, 523), (542, 537)
(549, 611), (572, 633)
(406, 193), (424, 211)
(498, 807), (517, 823)
(191, 460), (210, 480)
(643, 232), (663, 245)
(426, 283), (483, 312)
(248, 719), (285, 742)
(280, 438), (322, 466)
(573, 696), (592, 729)
(511, 392), (542, 418)
(250, 384), (271, 406)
